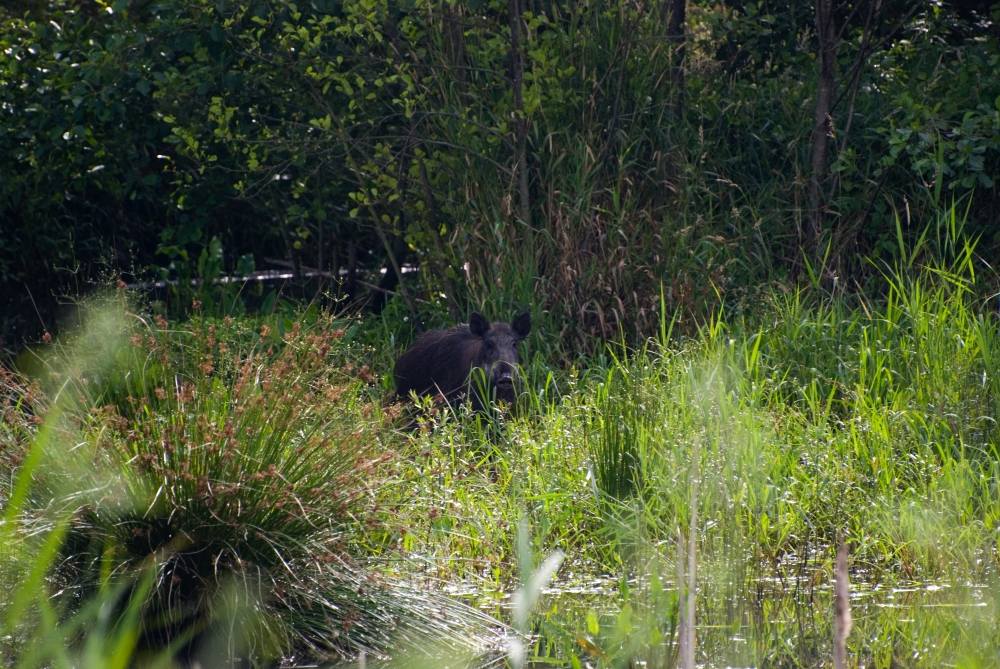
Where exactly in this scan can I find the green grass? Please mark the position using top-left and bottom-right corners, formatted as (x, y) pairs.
(372, 224), (1000, 665)
(3, 225), (1000, 666)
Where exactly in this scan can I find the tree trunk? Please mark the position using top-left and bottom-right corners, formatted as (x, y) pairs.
(677, 433), (699, 669)
(443, 3), (467, 86)
(807, 0), (837, 261)
(508, 0), (531, 227)
(833, 538), (853, 669)
(346, 240), (358, 301)
(666, 0), (687, 116)
(419, 159), (462, 320)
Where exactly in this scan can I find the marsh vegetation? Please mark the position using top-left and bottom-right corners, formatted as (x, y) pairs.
(3, 216), (1000, 666)
(2, 0), (999, 665)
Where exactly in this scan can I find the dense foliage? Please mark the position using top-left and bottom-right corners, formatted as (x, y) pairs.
(2, 0), (998, 353)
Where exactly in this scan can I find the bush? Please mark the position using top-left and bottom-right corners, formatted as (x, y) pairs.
(2, 1), (997, 361)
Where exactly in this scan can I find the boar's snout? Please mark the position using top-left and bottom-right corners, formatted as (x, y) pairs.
(492, 366), (517, 404)
(493, 362), (516, 389)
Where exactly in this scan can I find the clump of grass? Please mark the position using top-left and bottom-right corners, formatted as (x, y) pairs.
(586, 353), (656, 502)
(2, 297), (507, 665)
(1, 303), (168, 668)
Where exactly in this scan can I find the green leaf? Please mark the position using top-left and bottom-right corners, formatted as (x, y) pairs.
(585, 608), (600, 635)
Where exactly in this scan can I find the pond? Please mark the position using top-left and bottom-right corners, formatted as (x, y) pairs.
(441, 563), (997, 667)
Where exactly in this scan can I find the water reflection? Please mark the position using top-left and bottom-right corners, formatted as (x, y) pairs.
(461, 566), (997, 667)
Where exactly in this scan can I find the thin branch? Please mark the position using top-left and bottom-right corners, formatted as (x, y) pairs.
(508, 0), (531, 227)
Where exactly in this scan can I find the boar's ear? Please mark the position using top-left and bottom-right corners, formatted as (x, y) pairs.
(469, 312), (490, 337)
(512, 311), (531, 339)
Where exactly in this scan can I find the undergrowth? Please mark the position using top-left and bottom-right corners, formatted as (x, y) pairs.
(3, 222), (1000, 666)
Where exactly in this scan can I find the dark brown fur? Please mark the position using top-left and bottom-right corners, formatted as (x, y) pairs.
(394, 312), (530, 405)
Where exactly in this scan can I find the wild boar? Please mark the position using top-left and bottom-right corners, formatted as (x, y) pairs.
(394, 311), (531, 406)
